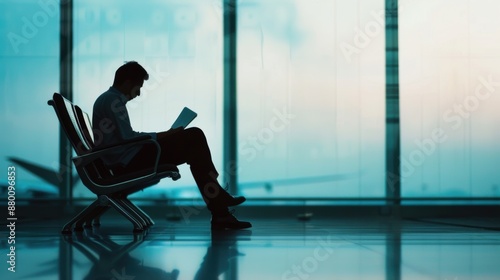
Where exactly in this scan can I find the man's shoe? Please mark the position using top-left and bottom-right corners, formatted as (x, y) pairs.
(211, 211), (252, 230)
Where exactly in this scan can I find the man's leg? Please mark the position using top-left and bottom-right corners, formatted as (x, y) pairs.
(156, 128), (238, 207)
(156, 128), (251, 229)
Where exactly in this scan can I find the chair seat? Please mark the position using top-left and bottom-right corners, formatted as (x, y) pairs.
(88, 163), (180, 195)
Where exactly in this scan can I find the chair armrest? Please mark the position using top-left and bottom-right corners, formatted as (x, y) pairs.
(72, 138), (163, 190)
(92, 135), (152, 152)
(73, 138), (161, 174)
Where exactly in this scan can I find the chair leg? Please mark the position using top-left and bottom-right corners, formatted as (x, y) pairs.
(61, 200), (100, 234)
(93, 206), (111, 226)
(75, 205), (104, 231)
(74, 217), (87, 232)
(114, 198), (148, 228)
(106, 198), (144, 232)
(123, 198), (155, 226)
(81, 205), (104, 228)
(83, 205), (109, 228)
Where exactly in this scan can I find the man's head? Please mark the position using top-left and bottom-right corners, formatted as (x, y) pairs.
(113, 61), (149, 100)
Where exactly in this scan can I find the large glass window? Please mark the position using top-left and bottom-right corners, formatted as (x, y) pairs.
(73, 0), (224, 199)
(0, 0), (60, 199)
(7, 0), (498, 203)
(400, 0), (500, 198)
(237, 0), (386, 198)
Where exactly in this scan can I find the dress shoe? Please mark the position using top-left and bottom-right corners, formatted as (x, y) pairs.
(211, 211), (252, 230)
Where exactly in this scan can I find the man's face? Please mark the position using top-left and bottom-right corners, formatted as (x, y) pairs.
(127, 80), (144, 100)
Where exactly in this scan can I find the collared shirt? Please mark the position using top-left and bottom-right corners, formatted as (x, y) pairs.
(92, 86), (156, 166)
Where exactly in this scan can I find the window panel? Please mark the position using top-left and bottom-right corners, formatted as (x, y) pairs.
(73, 0), (224, 199)
(237, 0), (386, 198)
(399, 0), (500, 198)
(0, 0), (59, 199)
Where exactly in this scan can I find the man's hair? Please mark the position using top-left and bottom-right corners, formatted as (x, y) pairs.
(113, 61), (149, 86)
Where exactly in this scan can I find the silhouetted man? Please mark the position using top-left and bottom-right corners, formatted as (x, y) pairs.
(92, 61), (251, 229)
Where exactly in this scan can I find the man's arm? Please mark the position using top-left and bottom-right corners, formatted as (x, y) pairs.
(93, 91), (156, 147)
(108, 97), (157, 141)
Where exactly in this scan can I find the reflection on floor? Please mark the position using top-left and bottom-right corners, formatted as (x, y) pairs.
(1, 216), (500, 280)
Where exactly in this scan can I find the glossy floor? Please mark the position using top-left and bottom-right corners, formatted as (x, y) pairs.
(2, 216), (500, 280)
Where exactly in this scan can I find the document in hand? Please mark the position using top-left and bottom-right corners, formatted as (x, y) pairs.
(171, 107), (197, 129)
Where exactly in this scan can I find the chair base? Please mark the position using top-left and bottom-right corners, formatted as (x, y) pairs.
(61, 195), (154, 234)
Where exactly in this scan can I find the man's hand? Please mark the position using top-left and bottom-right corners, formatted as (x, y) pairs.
(157, 127), (184, 140)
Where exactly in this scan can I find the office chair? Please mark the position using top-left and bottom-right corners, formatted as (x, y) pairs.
(48, 93), (180, 233)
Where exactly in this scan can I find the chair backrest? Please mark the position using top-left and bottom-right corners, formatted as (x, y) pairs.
(73, 105), (95, 150)
(49, 93), (116, 182)
(48, 93), (91, 155)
